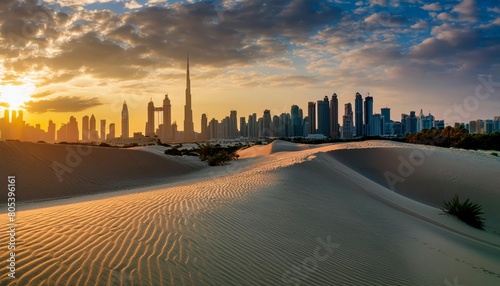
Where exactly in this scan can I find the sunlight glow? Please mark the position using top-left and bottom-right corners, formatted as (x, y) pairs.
(0, 83), (35, 110)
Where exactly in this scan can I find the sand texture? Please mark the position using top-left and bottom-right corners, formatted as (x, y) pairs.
(0, 140), (499, 285)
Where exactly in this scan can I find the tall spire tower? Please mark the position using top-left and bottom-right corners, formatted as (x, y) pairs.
(183, 54), (194, 141)
(121, 101), (129, 139)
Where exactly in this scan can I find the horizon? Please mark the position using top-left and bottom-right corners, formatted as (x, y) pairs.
(0, 0), (499, 134)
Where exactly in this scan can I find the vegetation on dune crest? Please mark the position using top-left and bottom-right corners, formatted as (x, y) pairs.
(441, 195), (485, 230)
(406, 126), (500, 151)
(164, 144), (240, 166)
(199, 144), (240, 166)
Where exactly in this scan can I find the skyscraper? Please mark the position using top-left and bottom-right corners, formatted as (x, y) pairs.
(317, 96), (330, 137)
(100, 119), (106, 141)
(291, 105), (303, 137)
(163, 94), (172, 140)
(108, 123), (115, 140)
(184, 55), (194, 141)
(263, 109), (271, 137)
(381, 107), (391, 135)
(230, 110), (238, 138)
(146, 99), (155, 137)
(90, 114), (97, 141)
(122, 101), (129, 139)
(47, 120), (56, 143)
(342, 103), (354, 139)
(82, 115), (89, 142)
(364, 95), (373, 136)
(201, 113), (208, 140)
(330, 93), (339, 140)
(239, 117), (247, 137)
(355, 92), (363, 137)
(308, 102), (316, 135)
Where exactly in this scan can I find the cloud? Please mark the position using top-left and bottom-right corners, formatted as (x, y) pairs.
(125, 0), (142, 10)
(452, 0), (477, 22)
(23, 96), (103, 113)
(422, 3), (442, 11)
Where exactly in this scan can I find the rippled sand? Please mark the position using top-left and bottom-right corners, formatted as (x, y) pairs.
(1, 140), (499, 285)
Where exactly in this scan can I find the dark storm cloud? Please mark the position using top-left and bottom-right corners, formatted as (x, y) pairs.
(24, 96), (103, 113)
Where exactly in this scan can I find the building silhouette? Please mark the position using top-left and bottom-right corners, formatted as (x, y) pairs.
(291, 105), (303, 137)
(381, 107), (391, 135)
(82, 115), (89, 142)
(330, 93), (339, 140)
(163, 94), (172, 140)
(201, 113), (208, 140)
(108, 123), (115, 140)
(122, 101), (129, 139)
(355, 92), (363, 137)
(146, 99), (155, 137)
(90, 114), (97, 141)
(100, 119), (106, 141)
(317, 96), (330, 137)
(342, 103), (354, 139)
(308, 102), (316, 135)
(364, 95), (373, 136)
(183, 55), (195, 141)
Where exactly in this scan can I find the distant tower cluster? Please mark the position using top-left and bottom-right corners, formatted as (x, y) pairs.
(145, 94), (173, 141)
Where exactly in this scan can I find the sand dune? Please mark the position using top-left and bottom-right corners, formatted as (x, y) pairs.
(0, 141), (204, 202)
(0, 140), (499, 285)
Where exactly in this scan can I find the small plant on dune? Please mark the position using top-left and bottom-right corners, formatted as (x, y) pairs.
(441, 195), (485, 230)
(491, 152), (498, 157)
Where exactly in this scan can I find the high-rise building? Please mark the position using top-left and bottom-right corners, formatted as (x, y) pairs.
(184, 55), (194, 141)
(317, 96), (330, 137)
(355, 92), (363, 137)
(330, 93), (339, 140)
(122, 101), (129, 139)
(342, 103), (354, 139)
(100, 119), (106, 141)
(107, 123), (115, 140)
(47, 120), (56, 143)
(381, 107), (391, 135)
(239, 117), (247, 137)
(308, 102), (316, 135)
(291, 105), (303, 137)
(163, 94), (172, 140)
(209, 118), (218, 139)
(364, 95), (373, 136)
(90, 114), (98, 141)
(229, 110), (238, 138)
(146, 99), (155, 137)
(372, 114), (382, 136)
(263, 109), (271, 137)
(248, 113), (257, 138)
(82, 115), (89, 142)
(272, 115), (280, 137)
(68, 116), (79, 142)
(201, 114), (208, 140)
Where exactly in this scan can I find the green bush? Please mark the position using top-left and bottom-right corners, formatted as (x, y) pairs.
(441, 195), (485, 230)
(199, 144), (239, 166)
(491, 152), (498, 157)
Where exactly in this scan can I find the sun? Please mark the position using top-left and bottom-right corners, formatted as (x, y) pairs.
(0, 83), (35, 110)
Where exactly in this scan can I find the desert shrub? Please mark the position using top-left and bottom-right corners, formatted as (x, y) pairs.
(199, 144), (239, 166)
(491, 152), (498, 157)
(442, 195), (485, 230)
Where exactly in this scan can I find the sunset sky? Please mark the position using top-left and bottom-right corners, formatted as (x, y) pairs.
(0, 0), (499, 134)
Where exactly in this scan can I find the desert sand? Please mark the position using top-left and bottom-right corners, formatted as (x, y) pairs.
(0, 140), (499, 285)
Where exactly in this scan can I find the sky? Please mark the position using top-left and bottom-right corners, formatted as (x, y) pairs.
(0, 0), (499, 134)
